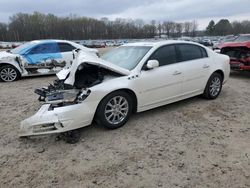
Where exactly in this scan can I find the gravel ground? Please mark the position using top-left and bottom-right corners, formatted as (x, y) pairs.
(0, 48), (250, 187)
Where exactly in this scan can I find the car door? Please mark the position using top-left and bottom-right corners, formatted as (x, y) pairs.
(58, 42), (76, 68)
(136, 45), (183, 110)
(23, 42), (62, 67)
(176, 44), (211, 96)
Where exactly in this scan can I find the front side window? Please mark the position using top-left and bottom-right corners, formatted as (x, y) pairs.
(101, 46), (151, 70)
(177, 44), (207, 62)
(149, 45), (177, 66)
(29, 43), (59, 54)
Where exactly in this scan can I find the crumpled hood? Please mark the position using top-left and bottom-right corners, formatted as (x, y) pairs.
(56, 51), (130, 86)
(219, 41), (250, 49)
(0, 51), (17, 61)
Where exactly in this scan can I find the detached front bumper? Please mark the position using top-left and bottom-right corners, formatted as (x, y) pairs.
(20, 101), (97, 137)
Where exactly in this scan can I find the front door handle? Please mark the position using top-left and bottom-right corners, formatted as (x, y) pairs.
(173, 71), (182, 75)
(203, 64), (210, 69)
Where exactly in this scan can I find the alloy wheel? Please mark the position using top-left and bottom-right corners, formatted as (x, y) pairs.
(209, 77), (221, 97)
(104, 96), (129, 125)
(0, 67), (17, 82)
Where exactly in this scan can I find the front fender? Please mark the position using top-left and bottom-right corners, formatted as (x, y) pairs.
(0, 60), (23, 75)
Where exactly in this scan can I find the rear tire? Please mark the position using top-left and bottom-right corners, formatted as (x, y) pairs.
(0, 65), (20, 82)
(96, 91), (133, 129)
(203, 72), (223, 99)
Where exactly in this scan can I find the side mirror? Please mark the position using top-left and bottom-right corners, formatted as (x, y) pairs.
(146, 60), (159, 69)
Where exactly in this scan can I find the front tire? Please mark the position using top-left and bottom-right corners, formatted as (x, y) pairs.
(0, 65), (20, 82)
(203, 72), (223, 99)
(96, 91), (133, 129)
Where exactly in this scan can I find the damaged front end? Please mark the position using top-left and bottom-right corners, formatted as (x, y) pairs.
(20, 51), (130, 137)
(34, 79), (90, 103)
(20, 83), (92, 137)
(221, 46), (250, 71)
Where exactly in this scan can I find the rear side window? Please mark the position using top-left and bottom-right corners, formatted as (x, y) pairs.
(58, 43), (76, 52)
(149, 45), (177, 66)
(201, 47), (208, 58)
(177, 44), (207, 62)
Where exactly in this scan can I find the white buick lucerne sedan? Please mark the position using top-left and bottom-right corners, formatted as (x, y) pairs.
(20, 41), (230, 143)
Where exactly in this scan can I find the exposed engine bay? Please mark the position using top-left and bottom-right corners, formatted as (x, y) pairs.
(34, 62), (123, 108)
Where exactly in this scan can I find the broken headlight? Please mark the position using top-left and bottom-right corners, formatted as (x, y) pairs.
(48, 89), (91, 111)
(49, 89), (91, 110)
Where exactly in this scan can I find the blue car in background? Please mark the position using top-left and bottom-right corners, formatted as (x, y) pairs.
(0, 40), (98, 82)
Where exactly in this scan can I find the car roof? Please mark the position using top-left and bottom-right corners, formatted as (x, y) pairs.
(238, 34), (250, 36)
(123, 40), (204, 48)
(30, 39), (72, 44)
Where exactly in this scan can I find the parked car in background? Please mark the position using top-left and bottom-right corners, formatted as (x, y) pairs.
(0, 39), (98, 82)
(105, 41), (115, 47)
(0, 41), (12, 49)
(95, 41), (106, 48)
(199, 39), (213, 46)
(220, 35), (250, 71)
(20, 41), (230, 143)
(83, 40), (96, 48)
(11, 42), (23, 49)
(213, 35), (237, 52)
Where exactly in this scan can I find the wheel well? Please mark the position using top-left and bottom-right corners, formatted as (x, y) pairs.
(0, 63), (13, 68)
(118, 89), (138, 113)
(104, 89), (138, 113)
(214, 70), (224, 82)
(0, 63), (20, 72)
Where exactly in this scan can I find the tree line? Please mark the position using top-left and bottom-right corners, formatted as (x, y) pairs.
(0, 12), (199, 41)
(206, 19), (250, 36)
(1, 12), (249, 42)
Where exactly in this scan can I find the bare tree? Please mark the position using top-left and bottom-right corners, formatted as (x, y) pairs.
(184, 22), (192, 36)
(163, 21), (174, 38)
(5, 12), (250, 41)
(175, 23), (183, 37)
(190, 20), (198, 37)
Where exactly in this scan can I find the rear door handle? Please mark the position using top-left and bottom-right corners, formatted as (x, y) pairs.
(203, 64), (210, 69)
(173, 71), (182, 75)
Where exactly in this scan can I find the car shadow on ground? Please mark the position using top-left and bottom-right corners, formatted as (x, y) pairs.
(230, 71), (250, 79)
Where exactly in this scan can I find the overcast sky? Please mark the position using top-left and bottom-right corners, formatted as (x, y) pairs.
(0, 0), (250, 29)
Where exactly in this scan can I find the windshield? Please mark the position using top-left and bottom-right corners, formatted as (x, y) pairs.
(234, 35), (250, 42)
(10, 42), (35, 54)
(221, 36), (236, 43)
(223, 38), (236, 42)
(101, 46), (152, 70)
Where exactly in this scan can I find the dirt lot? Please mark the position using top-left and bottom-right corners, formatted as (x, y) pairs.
(0, 48), (250, 187)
